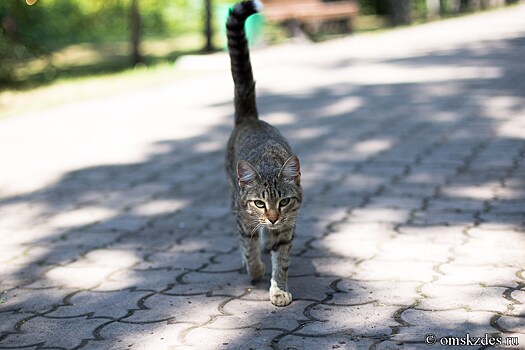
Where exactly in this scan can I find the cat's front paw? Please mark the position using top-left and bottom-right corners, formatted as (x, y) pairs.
(270, 287), (292, 307)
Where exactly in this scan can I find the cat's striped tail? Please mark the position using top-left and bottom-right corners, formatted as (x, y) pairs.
(226, 0), (262, 125)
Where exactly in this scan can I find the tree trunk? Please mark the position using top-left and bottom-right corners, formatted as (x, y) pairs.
(439, 0), (448, 16)
(459, 0), (471, 12)
(204, 0), (214, 52)
(388, 0), (412, 26)
(130, 0), (143, 66)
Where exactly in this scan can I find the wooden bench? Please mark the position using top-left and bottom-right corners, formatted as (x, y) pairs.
(262, 0), (359, 38)
(263, 0), (359, 41)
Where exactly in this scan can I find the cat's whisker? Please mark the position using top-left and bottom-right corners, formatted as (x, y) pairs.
(250, 223), (261, 237)
(292, 220), (314, 236)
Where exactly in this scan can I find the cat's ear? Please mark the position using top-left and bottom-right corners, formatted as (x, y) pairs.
(279, 155), (301, 185)
(237, 160), (260, 188)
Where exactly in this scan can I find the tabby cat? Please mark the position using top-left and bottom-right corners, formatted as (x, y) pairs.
(225, 0), (302, 307)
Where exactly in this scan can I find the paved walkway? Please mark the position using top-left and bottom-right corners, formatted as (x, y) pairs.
(1, 5), (525, 350)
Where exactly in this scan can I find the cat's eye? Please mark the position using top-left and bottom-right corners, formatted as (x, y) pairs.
(279, 198), (291, 207)
(253, 200), (266, 209)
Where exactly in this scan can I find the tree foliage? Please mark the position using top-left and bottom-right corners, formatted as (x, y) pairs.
(0, 0), (209, 51)
(0, 0), (511, 87)
(0, 0), (225, 85)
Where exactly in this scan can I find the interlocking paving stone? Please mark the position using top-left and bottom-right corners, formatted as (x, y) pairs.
(0, 316), (108, 349)
(397, 225), (467, 245)
(0, 311), (33, 334)
(353, 260), (437, 283)
(333, 280), (421, 306)
(123, 294), (228, 324)
(435, 263), (520, 286)
(381, 183), (439, 198)
(393, 309), (497, 343)
(277, 335), (376, 350)
(377, 238), (451, 263)
(366, 196), (423, 210)
(0, 287), (76, 313)
(418, 284), (510, 312)
(89, 321), (194, 350)
(289, 276), (338, 300)
(184, 327), (281, 350)
(45, 290), (150, 319)
(1, 4), (525, 349)
(210, 299), (312, 331)
(497, 315), (525, 333)
(411, 211), (478, 226)
(312, 233), (380, 261)
(44, 264), (120, 290)
(309, 257), (360, 277)
(348, 208), (412, 224)
(91, 268), (180, 292)
(300, 303), (398, 336)
(510, 289), (525, 304)
(134, 251), (215, 270)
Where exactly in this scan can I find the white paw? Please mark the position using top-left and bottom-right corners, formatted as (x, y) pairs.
(270, 287), (292, 307)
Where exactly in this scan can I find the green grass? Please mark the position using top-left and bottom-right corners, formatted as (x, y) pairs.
(4, 33), (208, 91)
(0, 33), (221, 119)
(1, 4), (514, 119)
(0, 25), (276, 119)
(354, 15), (389, 33)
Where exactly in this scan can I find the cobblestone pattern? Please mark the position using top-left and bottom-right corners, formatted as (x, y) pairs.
(1, 5), (525, 350)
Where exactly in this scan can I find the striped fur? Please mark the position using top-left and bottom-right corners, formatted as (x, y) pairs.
(225, 1), (303, 307)
(226, 0), (259, 124)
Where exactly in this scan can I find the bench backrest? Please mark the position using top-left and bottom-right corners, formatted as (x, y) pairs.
(264, 0), (320, 5)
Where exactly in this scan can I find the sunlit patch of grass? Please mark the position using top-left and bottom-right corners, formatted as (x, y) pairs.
(142, 34), (205, 57)
(0, 33), (212, 118)
(6, 33), (206, 90)
(354, 15), (389, 33)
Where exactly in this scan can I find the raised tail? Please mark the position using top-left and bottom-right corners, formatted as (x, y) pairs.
(226, 0), (262, 125)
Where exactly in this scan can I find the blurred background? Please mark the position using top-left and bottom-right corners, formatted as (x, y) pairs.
(0, 0), (520, 93)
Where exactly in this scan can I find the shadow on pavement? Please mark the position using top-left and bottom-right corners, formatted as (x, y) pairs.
(0, 34), (524, 349)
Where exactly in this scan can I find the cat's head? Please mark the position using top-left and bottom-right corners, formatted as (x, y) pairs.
(237, 156), (302, 230)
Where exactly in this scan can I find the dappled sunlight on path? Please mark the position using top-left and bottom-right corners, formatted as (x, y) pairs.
(1, 4), (525, 349)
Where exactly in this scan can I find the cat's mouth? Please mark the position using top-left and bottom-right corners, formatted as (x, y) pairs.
(263, 220), (285, 230)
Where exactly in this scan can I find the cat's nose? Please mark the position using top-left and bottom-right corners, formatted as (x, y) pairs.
(267, 209), (279, 224)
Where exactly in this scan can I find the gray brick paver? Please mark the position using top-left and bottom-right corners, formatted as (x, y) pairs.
(332, 280), (421, 306)
(91, 321), (195, 350)
(0, 315), (107, 349)
(300, 302), (398, 336)
(1, 4), (525, 349)
(417, 284), (511, 313)
(278, 335), (376, 350)
(393, 309), (497, 342)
